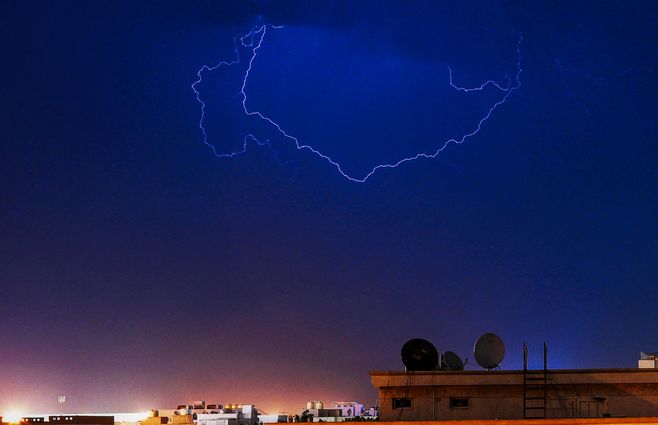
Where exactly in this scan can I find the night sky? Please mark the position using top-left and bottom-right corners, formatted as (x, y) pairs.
(2, 0), (658, 416)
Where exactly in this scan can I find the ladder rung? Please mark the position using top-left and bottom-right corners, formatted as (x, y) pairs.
(525, 397), (545, 400)
(525, 407), (546, 410)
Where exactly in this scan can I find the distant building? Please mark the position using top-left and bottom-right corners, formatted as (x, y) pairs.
(154, 403), (258, 425)
(360, 407), (378, 420)
(303, 407), (341, 422)
(17, 418), (113, 425)
(196, 406), (257, 425)
(49, 417), (113, 425)
(638, 352), (658, 369)
(302, 401), (371, 422)
(327, 403), (363, 418)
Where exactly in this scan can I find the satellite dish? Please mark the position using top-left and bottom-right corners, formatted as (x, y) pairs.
(442, 351), (465, 371)
(473, 332), (505, 369)
(401, 338), (439, 371)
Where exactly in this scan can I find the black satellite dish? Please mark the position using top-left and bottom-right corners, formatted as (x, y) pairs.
(401, 338), (439, 371)
(442, 351), (465, 371)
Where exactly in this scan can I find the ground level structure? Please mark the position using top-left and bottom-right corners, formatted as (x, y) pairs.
(370, 369), (658, 420)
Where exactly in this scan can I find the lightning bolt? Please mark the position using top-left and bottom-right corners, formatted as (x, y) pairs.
(192, 25), (523, 183)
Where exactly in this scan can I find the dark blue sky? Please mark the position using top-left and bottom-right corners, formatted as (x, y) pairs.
(2, 0), (657, 414)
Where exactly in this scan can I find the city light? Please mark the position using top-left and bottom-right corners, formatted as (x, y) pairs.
(3, 410), (24, 423)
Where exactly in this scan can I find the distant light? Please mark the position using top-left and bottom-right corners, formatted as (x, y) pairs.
(114, 412), (151, 422)
(3, 410), (24, 423)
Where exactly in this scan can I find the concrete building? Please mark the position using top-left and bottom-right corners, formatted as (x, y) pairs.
(141, 407), (259, 425)
(303, 401), (370, 422)
(327, 403), (363, 418)
(370, 367), (658, 420)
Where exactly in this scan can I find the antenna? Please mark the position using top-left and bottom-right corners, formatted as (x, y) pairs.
(442, 351), (465, 371)
(473, 333), (505, 370)
(401, 338), (439, 371)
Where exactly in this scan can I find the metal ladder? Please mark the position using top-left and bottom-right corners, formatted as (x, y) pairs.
(523, 342), (548, 419)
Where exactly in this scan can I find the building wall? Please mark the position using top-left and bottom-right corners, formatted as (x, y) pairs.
(370, 369), (658, 420)
(373, 419), (658, 425)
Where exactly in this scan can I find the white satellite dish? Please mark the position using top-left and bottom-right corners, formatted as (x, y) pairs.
(473, 332), (505, 369)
